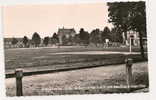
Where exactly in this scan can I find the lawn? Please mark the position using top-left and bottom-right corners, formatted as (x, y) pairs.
(5, 46), (149, 96)
(5, 46), (147, 74)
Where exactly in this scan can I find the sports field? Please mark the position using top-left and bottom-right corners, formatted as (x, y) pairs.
(5, 46), (149, 96)
(5, 46), (147, 74)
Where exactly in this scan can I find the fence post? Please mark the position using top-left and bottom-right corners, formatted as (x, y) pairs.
(15, 69), (23, 96)
(125, 58), (133, 92)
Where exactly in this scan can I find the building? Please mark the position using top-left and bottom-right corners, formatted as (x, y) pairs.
(4, 38), (24, 49)
(57, 27), (76, 45)
(4, 38), (12, 48)
(122, 31), (147, 46)
(4, 37), (50, 48)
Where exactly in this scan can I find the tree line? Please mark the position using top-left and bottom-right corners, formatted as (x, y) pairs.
(10, 26), (123, 48)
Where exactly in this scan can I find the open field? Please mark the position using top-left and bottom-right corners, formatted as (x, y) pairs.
(5, 46), (147, 74)
(5, 46), (149, 96)
(5, 62), (149, 96)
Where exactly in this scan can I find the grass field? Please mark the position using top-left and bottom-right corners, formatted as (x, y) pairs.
(5, 46), (149, 96)
(5, 46), (147, 73)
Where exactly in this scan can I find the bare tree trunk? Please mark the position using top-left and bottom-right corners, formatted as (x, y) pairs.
(102, 43), (104, 48)
(139, 31), (145, 58)
(95, 43), (97, 47)
(123, 31), (127, 45)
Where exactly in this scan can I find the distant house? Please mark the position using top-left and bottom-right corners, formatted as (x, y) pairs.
(122, 31), (147, 46)
(4, 38), (12, 48)
(4, 37), (48, 48)
(57, 27), (76, 45)
(4, 38), (24, 49)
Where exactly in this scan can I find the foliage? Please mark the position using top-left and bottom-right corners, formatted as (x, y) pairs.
(101, 27), (111, 43)
(51, 33), (59, 45)
(90, 29), (101, 46)
(107, 1), (146, 58)
(73, 34), (81, 44)
(43, 36), (50, 46)
(108, 2), (131, 39)
(23, 36), (29, 47)
(79, 28), (85, 41)
(32, 32), (41, 47)
(79, 28), (90, 45)
(128, 2), (146, 35)
(11, 38), (18, 45)
(110, 27), (123, 43)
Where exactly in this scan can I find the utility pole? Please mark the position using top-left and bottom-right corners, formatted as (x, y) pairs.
(129, 34), (134, 53)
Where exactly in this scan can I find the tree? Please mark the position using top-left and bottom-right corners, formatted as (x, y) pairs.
(11, 38), (18, 45)
(79, 28), (90, 45)
(129, 2), (146, 58)
(110, 27), (123, 43)
(23, 36), (29, 47)
(107, 1), (146, 58)
(83, 31), (90, 46)
(79, 28), (85, 42)
(32, 32), (41, 47)
(107, 2), (131, 44)
(90, 29), (101, 47)
(73, 34), (81, 44)
(51, 33), (59, 45)
(101, 27), (111, 43)
(43, 36), (50, 46)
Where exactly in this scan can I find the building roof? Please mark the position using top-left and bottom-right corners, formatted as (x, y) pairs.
(57, 27), (76, 36)
(4, 38), (23, 42)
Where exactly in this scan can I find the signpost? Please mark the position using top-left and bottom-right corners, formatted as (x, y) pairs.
(129, 35), (134, 53)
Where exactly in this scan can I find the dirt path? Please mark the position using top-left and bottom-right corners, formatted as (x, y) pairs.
(53, 51), (140, 55)
(5, 62), (148, 96)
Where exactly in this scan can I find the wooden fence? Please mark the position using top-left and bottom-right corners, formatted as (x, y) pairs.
(10, 58), (134, 96)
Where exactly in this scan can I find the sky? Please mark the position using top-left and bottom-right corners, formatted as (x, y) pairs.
(3, 3), (113, 38)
